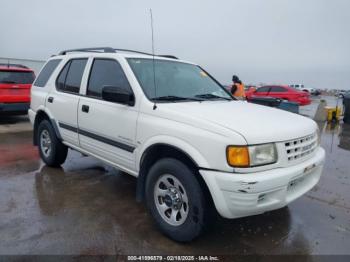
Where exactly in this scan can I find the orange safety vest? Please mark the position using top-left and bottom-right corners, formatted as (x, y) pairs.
(232, 83), (246, 98)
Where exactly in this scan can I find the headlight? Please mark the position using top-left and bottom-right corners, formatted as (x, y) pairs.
(227, 143), (277, 167)
(248, 143), (277, 166)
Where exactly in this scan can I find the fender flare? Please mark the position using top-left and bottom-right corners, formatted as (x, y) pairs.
(33, 108), (62, 145)
(136, 135), (209, 169)
(135, 136), (209, 202)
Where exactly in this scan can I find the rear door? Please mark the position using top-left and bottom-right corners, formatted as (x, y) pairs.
(78, 58), (138, 171)
(45, 58), (88, 146)
(0, 70), (35, 103)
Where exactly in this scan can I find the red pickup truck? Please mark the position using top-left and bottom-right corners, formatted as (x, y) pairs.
(0, 64), (35, 115)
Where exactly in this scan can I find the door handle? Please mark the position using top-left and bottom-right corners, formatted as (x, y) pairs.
(48, 97), (54, 103)
(82, 105), (89, 113)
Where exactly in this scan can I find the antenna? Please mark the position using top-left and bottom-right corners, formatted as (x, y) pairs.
(150, 8), (157, 110)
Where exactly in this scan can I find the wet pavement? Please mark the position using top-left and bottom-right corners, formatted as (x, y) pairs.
(0, 115), (32, 134)
(0, 98), (350, 257)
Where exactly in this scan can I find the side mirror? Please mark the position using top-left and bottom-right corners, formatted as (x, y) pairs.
(102, 86), (135, 106)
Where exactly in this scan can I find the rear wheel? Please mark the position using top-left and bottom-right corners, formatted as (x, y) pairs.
(146, 158), (209, 242)
(37, 120), (68, 167)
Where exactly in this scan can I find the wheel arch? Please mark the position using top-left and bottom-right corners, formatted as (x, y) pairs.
(136, 143), (214, 208)
(33, 110), (62, 145)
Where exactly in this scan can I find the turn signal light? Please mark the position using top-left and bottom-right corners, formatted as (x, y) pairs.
(226, 146), (250, 167)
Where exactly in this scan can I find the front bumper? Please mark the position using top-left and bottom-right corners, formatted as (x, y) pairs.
(199, 147), (325, 219)
(0, 102), (30, 115)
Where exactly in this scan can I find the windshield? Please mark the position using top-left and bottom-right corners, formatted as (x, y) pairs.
(127, 58), (232, 102)
(0, 71), (35, 84)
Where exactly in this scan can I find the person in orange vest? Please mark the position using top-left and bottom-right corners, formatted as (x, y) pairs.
(231, 75), (246, 99)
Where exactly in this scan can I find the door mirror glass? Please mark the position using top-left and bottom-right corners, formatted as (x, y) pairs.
(102, 86), (135, 106)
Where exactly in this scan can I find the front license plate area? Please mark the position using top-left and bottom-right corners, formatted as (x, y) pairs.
(288, 163), (317, 191)
(304, 163), (317, 174)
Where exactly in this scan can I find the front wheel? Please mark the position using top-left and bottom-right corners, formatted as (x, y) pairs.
(145, 158), (209, 242)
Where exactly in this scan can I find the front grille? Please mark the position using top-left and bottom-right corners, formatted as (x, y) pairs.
(285, 133), (317, 162)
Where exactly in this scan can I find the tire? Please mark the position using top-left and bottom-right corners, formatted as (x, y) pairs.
(145, 158), (209, 242)
(37, 119), (68, 167)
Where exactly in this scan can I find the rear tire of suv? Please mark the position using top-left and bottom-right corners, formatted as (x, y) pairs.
(37, 120), (68, 167)
(145, 158), (208, 242)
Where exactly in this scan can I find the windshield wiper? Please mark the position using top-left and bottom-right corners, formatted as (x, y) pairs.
(152, 95), (203, 102)
(195, 93), (231, 101)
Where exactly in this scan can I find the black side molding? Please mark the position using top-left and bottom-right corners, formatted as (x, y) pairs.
(78, 129), (135, 153)
(58, 122), (78, 133)
(58, 122), (135, 153)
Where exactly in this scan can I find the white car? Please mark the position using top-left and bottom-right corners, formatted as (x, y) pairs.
(29, 47), (325, 242)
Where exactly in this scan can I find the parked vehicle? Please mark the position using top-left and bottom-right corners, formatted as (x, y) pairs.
(29, 47), (325, 242)
(290, 84), (304, 90)
(314, 89), (322, 96)
(290, 84), (318, 95)
(338, 90), (348, 98)
(343, 91), (350, 124)
(246, 85), (311, 105)
(0, 63), (35, 115)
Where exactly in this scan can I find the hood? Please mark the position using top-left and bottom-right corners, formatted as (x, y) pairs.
(160, 101), (317, 144)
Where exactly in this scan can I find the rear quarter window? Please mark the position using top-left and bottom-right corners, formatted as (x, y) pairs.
(33, 59), (62, 87)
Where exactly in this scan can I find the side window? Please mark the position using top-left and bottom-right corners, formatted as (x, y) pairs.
(87, 59), (131, 98)
(65, 59), (87, 93)
(256, 86), (270, 92)
(33, 59), (61, 87)
(56, 58), (87, 94)
(56, 61), (70, 91)
(271, 86), (287, 92)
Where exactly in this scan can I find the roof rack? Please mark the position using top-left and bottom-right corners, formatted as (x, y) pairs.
(115, 49), (178, 59)
(59, 47), (116, 55)
(0, 63), (29, 69)
(58, 47), (178, 59)
(158, 55), (178, 59)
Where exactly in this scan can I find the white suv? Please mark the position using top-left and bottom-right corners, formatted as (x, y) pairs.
(29, 47), (325, 242)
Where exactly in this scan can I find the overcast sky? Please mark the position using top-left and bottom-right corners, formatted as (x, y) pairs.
(1, 0), (349, 89)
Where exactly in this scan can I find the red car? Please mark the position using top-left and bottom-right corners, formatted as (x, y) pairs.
(0, 63), (35, 115)
(246, 85), (311, 106)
